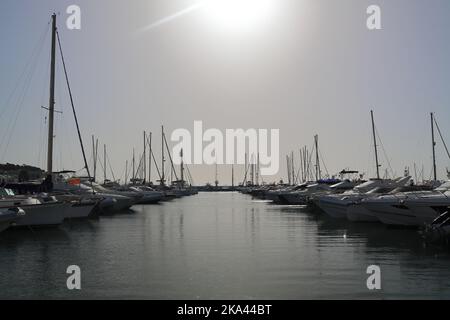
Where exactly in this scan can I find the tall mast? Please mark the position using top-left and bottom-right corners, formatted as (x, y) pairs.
(314, 135), (321, 181)
(104, 144), (107, 183)
(125, 160), (128, 185)
(46, 13), (57, 174)
(92, 135), (96, 181)
(143, 131), (146, 184)
(161, 126), (165, 185)
(291, 151), (295, 184)
(286, 155), (291, 185)
(132, 148), (135, 184)
(180, 148), (184, 186)
(244, 153), (248, 186)
(148, 132), (152, 184)
(256, 153), (260, 186)
(371, 110), (380, 179)
(431, 112), (437, 181)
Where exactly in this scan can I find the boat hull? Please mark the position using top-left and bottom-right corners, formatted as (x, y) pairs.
(361, 202), (433, 227)
(64, 202), (97, 219)
(346, 204), (379, 222)
(12, 203), (68, 227)
(317, 198), (349, 219)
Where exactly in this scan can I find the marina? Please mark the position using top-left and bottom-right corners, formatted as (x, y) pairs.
(1, 1), (450, 302)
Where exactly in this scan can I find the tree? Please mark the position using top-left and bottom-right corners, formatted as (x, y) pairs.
(18, 170), (30, 182)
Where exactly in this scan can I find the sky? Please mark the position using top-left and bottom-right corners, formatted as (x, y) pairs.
(0, 0), (450, 185)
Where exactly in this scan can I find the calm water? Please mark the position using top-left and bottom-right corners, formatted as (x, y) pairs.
(1, 192), (450, 300)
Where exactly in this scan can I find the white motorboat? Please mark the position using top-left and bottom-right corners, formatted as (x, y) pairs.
(53, 175), (136, 214)
(361, 182), (450, 227)
(278, 183), (332, 205)
(0, 199), (68, 228)
(266, 185), (306, 203)
(128, 186), (164, 204)
(279, 179), (356, 206)
(0, 188), (67, 227)
(317, 176), (411, 219)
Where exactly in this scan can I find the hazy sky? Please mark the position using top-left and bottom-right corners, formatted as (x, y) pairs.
(1, 0), (450, 185)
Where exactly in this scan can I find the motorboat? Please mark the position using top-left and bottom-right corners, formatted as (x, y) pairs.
(278, 179), (358, 206)
(316, 176), (411, 219)
(361, 181), (450, 227)
(120, 186), (164, 204)
(53, 175), (136, 214)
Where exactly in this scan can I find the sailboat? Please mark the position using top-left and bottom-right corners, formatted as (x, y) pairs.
(5, 14), (99, 226)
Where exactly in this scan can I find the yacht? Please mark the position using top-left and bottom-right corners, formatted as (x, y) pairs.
(0, 196), (67, 228)
(118, 186), (164, 204)
(53, 174), (136, 214)
(361, 181), (450, 227)
(316, 176), (411, 219)
(279, 180), (355, 205)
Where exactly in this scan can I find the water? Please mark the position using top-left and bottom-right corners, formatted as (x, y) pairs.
(1, 192), (450, 299)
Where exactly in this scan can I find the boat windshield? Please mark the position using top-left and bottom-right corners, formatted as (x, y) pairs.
(436, 181), (450, 192)
(0, 188), (15, 196)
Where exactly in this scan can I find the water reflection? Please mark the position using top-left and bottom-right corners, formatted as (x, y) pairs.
(1, 192), (450, 299)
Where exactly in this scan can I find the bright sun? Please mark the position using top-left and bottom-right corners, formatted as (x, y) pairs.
(202, 0), (275, 32)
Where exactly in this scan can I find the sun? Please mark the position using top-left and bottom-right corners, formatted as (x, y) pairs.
(202, 0), (275, 32)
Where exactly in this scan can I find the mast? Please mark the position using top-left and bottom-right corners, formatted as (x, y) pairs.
(244, 153), (248, 186)
(143, 131), (146, 184)
(132, 148), (135, 184)
(46, 13), (57, 174)
(215, 163), (218, 187)
(231, 164), (234, 187)
(431, 112), (437, 181)
(161, 126), (165, 186)
(256, 153), (260, 186)
(180, 148), (184, 186)
(125, 160), (128, 185)
(250, 154), (254, 185)
(162, 128), (179, 184)
(92, 135), (96, 181)
(314, 135), (321, 181)
(286, 155), (291, 185)
(291, 151), (295, 184)
(104, 144), (107, 183)
(371, 110), (380, 179)
(148, 132), (152, 184)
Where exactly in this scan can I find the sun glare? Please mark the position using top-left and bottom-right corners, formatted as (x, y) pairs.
(202, 0), (275, 32)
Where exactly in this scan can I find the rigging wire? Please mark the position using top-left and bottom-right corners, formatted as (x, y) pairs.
(0, 35), (48, 162)
(0, 21), (50, 124)
(374, 125), (395, 178)
(434, 117), (450, 161)
(318, 148), (329, 178)
(56, 30), (92, 181)
(106, 151), (117, 182)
